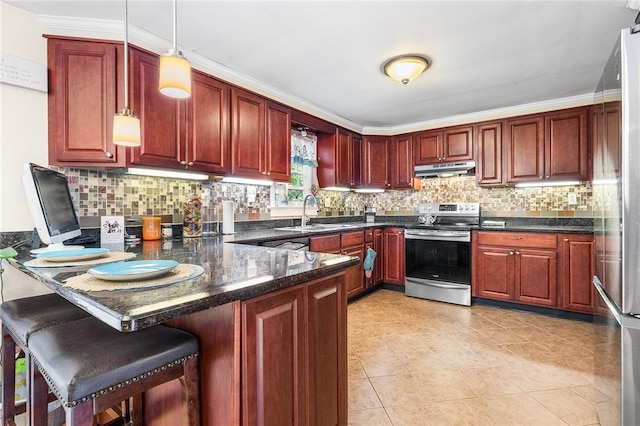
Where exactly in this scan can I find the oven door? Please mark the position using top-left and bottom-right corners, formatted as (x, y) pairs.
(405, 231), (471, 306)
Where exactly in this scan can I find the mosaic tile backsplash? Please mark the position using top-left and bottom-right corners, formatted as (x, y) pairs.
(56, 167), (608, 227)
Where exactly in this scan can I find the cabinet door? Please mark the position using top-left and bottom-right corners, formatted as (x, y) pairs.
(307, 275), (347, 426)
(505, 116), (545, 183)
(413, 130), (441, 165)
(343, 245), (365, 299)
(129, 48), (182, 168)
(390, 135), (413, 189)
(350, 134), (363, 188)
(383, 228), (405, 285)
(474, 246), (513, 300)
(362, 136), (390, 188)
(514, 249), (558, 307)
(47, 39), (126, 166)
(231, 87), (266, 179)
(242, 285), (306, 426)
(560, 235), (594, 313)
(545, 108), (588, 181)
(442, 126), (474, 162)
(185, 71), (230, 174)
(603, 103), (621, 177)
(373, 229), (384, 285)
(265, 101), (291, 182)
(336, 129), (354, 187)
(310, 234), (341, 253)
(475, 122), (503, 185)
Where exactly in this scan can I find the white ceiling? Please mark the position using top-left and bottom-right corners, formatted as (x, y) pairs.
(5, 1), (638, 133)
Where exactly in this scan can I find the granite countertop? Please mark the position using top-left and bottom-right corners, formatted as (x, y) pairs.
(9, 237), (358, 332)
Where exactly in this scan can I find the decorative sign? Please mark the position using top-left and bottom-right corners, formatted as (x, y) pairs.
(101, 215), (125, 245)
(0, 53), (47, 92)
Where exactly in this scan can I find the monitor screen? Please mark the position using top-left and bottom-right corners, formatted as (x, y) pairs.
(23, 163), (81, 250)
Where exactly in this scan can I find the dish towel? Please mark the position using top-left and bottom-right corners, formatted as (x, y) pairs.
(363, 247), (377, 278)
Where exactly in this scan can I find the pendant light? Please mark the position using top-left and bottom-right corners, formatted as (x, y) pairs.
(113, 0), (141, 147)
(159, 0), (191, 98)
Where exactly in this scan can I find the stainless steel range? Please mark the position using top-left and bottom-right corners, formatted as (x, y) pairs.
(405, 202), (479, 306)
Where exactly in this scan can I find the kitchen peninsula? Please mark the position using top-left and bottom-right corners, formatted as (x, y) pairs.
(9, 237), (358, 425)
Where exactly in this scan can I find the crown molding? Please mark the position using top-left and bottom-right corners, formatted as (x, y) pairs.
(35, 14), (594, 137)
(363, 93), (595, 136)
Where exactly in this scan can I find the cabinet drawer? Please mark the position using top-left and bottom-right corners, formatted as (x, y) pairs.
(310, 234), (341, 253)
(364, 229), (374, 244)
(475, 231), (557, 249)
(341, 231), (364, 247)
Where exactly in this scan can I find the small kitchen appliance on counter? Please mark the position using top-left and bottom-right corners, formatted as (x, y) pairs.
(404, 202), (479, 306)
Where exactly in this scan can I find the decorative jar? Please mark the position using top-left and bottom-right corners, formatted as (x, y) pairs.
(183, 195), (203, 237)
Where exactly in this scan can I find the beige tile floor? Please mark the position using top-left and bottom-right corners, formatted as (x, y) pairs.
(347, 290), (621, 426)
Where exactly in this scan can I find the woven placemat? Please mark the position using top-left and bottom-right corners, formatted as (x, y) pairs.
(63, 264), (204, 292)
(24, 252), (137, 268)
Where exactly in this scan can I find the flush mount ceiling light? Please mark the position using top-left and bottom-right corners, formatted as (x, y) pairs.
(382, 55), (430, 85)
(113, 0), (141, 147)
(159, 0), (191, 98)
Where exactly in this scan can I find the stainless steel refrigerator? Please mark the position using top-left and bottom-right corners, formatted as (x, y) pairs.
(593, 23), (640, 426)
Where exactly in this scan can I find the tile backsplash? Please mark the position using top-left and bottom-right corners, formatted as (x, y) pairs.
(59, 168), (605, 226)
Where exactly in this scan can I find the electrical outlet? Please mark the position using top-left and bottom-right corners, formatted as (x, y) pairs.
(568, 193), (578, 205)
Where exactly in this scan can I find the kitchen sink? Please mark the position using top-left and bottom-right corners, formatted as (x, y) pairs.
(273, 224), (359, 232)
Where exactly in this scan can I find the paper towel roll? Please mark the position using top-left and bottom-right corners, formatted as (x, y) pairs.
(222, 201), (235, 234)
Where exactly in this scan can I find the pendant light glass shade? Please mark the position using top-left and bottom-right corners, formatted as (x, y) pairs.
(159, 49), (191, 98)
(159, 0), (191, 98)
(113, 108), (141, 146)
(113, 0), (140, 147)
(383, 55), (429, 85)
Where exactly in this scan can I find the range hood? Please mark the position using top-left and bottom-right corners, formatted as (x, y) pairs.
(414, 161), (476, 178)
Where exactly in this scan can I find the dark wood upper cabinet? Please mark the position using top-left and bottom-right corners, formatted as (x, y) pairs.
(505, 107), (588, 184)
(47, 38), (126, 167)
(593, 102), (621, 180)
(318, 128), (361, 189)
(184, 70), (230, 174)
(475, 121), (503, 185)
(390, 134), (414, 189)
(362, 134), (412, 189)
(231, 87), (291, 182)
(504, 115), (545, 183)
(545, 108), (588, 181)
(414, 126), (473, 166)
(362, 135), (390, 188)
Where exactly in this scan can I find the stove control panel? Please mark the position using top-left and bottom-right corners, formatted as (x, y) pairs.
(418, 203), (479, 216)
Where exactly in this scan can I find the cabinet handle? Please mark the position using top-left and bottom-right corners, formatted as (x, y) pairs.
(540, 176), (543, 179)
(507, 237), (522, 240)
(564, 238), (569, 242)
(266, 171), (271, 176)
(187, 161), (194, 166)
(515, 251), (520, 255)
(442, 157), (446, 161)
(180, 160), (187, 165)
(105, 152), (113, 158)
(261, 171), (267, 175)
(545, 175), (550, 179)
(510, 251), (514, 255)
(397, 231), (403, 235)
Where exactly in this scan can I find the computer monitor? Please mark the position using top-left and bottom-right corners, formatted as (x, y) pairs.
(22, 163), (82, 252)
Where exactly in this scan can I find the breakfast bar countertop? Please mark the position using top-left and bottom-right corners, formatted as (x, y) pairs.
(8, 237), (358, 332)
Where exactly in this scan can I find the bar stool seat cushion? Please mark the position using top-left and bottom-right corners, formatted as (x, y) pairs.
(28, 317), (198, 407)
(0, 293), (90, 346)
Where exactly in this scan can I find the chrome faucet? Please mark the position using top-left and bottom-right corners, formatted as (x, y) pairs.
(301, 193), (318, 228)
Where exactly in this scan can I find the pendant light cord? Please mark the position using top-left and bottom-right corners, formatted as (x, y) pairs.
(173, 0), (178, 52)
(123, 0), (130, 111)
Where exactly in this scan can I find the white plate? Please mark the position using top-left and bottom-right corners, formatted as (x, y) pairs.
(87, 260), (179, 281)
(36, 248), (110, 262)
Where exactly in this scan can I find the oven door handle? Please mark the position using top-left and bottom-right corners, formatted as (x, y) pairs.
(405, 232), (470, 242)
(405, 277), (469, 290)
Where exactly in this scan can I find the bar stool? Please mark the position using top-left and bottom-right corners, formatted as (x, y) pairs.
(28, 316), (200, 426)
(1, 293), (91, 425)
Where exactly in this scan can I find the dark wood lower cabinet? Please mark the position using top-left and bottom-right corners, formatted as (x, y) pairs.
(560, 234), (595, 313)
(383, 228), (405, 285)
(515, 248), (557, 307)
(242, 273), (346, 426)
(474, 246), (514, 300)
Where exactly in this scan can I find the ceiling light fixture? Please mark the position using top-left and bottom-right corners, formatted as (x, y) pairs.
(159, 0), (191, 98)
(382, 55), (430, 85)
(113, 0), (141, 147)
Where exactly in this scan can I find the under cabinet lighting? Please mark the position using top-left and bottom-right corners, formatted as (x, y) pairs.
(220, 177), (273, 186)
(322, 187), (351, 192)
(592, 178), (619, 185)
(126, 168), (209, 180)
(355, 188), (385, 193)
(514, 180), (580, 188)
